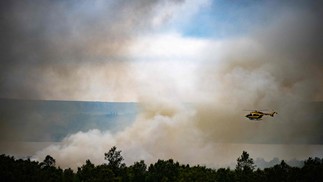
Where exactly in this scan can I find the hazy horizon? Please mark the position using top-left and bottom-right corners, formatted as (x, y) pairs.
(1, 99), (323, 169)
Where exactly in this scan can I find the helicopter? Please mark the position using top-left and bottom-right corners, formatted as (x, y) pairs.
(245, 110), (277, 120)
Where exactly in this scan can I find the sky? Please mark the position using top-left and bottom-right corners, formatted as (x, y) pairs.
(0, 0), (323, 169)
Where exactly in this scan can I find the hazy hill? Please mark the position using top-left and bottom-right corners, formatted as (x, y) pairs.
(0, 99), (138, 142)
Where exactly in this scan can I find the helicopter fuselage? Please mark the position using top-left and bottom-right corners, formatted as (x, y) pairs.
(245, 111), (277, 120)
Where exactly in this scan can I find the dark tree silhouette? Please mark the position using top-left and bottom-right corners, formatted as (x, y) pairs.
(104, 146), (126, 180)
(77, 159), (95, 181)
(236, 151), (256, 182)
(216, 168), (235, 182)
(93, 164), (115, 182)
(301, 157), (323, 182)
(264, 160), (291, 182)
(62, 168), (75, 182)
(236, 151), (255, 172)
(40, 155), (56, 168)
(147, 159), (180, 182)
(129, 160), (147, 182)
(104, 146), (125, 169)
(1, 150), (323, 182)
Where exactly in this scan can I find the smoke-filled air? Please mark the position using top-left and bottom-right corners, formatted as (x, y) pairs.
(0, 0), (323, 169)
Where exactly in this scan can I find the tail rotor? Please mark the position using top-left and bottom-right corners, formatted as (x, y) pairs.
(270, 112), (278, 117)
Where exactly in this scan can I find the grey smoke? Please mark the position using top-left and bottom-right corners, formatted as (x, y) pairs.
(0, 0), (184, 100)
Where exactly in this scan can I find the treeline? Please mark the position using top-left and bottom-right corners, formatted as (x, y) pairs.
(1, 147), (323, 182)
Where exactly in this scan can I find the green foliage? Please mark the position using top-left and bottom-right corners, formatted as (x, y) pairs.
(1, 148), (323, 182)
(263, 160), (291, 182)
(76, 160), (116, 182)
(236, 151), (256, 172)
(301, 157), (323, 182)
(77, 160), (95, 181)
(146, 159), (180, 182)
(128, 160), (147, 182)
(235, 151), (257, 182)
(0, 154), (63, 182)
(62, 168), (75, 182)
(104, 146), (126, 176)
(178, 165), (217, 182)
(40, 155), (56, 168)
(216, 168), (235, 182)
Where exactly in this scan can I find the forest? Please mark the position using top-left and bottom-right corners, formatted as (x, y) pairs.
(1, 146), (322, 182)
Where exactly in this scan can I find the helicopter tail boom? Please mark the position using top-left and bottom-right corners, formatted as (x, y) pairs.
(270, 112), (277, 117)
(262, 111), (277, 117)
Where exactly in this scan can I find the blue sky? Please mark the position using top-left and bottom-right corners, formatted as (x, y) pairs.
(166, 0), (268, 38)
(181, 0), (255, 38)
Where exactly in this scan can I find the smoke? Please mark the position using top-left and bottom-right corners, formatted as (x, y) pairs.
(2, 0), (321, 169)
(193, 2), (323, 145)
(0, 0), (188, 101)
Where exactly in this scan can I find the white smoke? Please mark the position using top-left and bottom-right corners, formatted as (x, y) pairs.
(35, 35), (322, 170)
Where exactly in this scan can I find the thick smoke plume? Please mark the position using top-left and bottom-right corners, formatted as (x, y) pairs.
(1, 0), (322, 169)
(0, 0), (186, 101)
